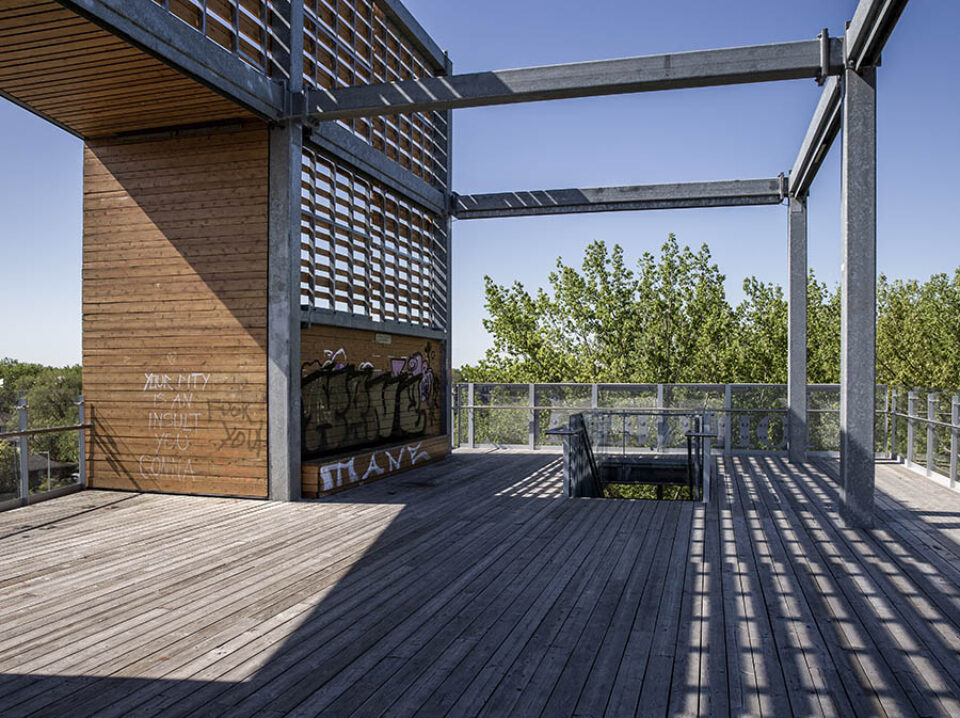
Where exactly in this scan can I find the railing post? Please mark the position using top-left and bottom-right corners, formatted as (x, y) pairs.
(927, 393), (937, 477)
(591, 383), (599, 409)
(703, 411), (713, 504)
(656, 383), (665, 453)
(882, 387), (890, 459)
(890, 390), (898, 460)
(528, 383), (536, 450)
(724, 384), (733, 457)
(906, 391), (917, 466)
(17, 398), (29, 506)
(76, 395), (87, 489)
(950, 395), (958, 491)
(467, 382), (476, 449)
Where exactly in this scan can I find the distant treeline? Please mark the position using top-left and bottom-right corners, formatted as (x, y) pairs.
(458, 236), (960, 391)
(1, 359), (82, 464)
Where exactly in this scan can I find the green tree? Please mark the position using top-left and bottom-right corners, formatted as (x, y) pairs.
(1, 361), (82, 464)
(806, 271), (841, 384)
(462, 236), (737, 383)
(877, 271), (960, 389)
(728, 278), (788, 383)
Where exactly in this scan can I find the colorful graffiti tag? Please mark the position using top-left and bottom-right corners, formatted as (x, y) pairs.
(301, 343), (442, 460)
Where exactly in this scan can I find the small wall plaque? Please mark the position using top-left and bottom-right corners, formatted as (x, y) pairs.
(375, 333), (392, 345)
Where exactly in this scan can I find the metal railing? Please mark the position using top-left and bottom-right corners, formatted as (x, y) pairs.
(0, 396), (89, 511)
(883, 390), (959, 490)
(548, 409), (715, 502)
(454, 382), (959, 492)
(454, 382), (855, 454)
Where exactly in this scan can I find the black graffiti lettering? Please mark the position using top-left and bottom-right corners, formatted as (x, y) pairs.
(300, 343), (441, 460)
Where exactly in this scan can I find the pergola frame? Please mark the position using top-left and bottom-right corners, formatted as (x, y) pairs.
(298, 0), (908, 527)
(1, 0), (908, 519)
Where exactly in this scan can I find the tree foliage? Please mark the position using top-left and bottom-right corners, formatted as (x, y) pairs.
(460, 237), (960, 391)
(1, 359), (82, 465)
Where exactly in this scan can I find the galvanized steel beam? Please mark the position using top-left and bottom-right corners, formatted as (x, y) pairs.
(839, 65), (877, 528)
(301, 309), (447, 342)
(847, 0), (910, 72)
(787, 196), (808, 463)
(790, 75), (841, 198)
(305, 39), (844, 121)
(56, 0), (286, 119)
(453, 178), (786, 220)
(266, 1), (304, 502)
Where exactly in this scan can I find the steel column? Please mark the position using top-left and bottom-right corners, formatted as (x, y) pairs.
(787, 196), (808, 463)
(266, 1), (304, 502)
(443, 54), (455, 452)
(839, 64), (877, 527)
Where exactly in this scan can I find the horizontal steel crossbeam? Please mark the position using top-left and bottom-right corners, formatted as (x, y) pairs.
(305, 38), (844, 121)
(790, 76), (841, 198)
(847, 0), (910, 71)
(453, 178), (786, 219)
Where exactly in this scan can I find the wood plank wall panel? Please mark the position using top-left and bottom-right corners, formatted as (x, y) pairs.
(300, 325), (448, 496)
(0, 0), (256, 137)
(83, 123), (269, 498)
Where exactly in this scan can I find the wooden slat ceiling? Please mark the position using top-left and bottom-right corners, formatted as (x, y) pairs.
(0, 0), (258, 138)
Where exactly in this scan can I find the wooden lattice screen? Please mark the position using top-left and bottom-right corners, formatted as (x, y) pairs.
(302, 0), (449, 189)
(301, 144), (449, 329)
(153, 0), (273, 73)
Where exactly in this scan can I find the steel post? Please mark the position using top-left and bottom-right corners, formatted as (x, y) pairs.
(76, 396), (86, 489)
(787, 195), (808, 463)
(839, 63), (877, 528)
(703, 412), (713, 504)
(951, 396), (958, 490)
(467, 383), (476, 449)
(927, 393), (937, 477)
(656, 384), (666, 452)
(724, 385), (733, 456)
(907, 391), (917, 465)
(890, 390), (898, 460)
(17, 399), (29, 506)
(528, 383), (536, 450)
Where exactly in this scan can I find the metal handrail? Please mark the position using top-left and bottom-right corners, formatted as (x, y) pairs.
(885, 411), (957, 430)
(0, 424), (92, 441)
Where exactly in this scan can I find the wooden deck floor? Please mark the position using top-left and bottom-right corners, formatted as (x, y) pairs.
(1, 451), (960, 717)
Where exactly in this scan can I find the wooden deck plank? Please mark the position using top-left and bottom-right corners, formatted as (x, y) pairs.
(321, 499), (632, 717)
(3, 451), (960, 717)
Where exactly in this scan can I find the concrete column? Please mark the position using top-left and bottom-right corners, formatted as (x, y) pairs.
(839, 64), (877, 528)
(787, 195), (808, 463)
(266, 1), (304, 501)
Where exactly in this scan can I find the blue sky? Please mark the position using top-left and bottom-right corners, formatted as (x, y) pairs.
(0, 0), (957, 368)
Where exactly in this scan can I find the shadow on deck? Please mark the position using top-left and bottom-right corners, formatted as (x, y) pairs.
(1, 450), (959, 717)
